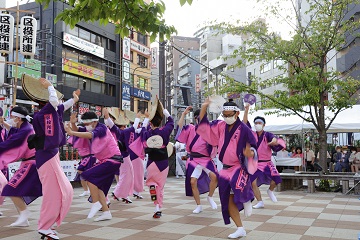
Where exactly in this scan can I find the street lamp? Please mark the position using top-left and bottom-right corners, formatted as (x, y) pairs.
(210, 63), (227, 95)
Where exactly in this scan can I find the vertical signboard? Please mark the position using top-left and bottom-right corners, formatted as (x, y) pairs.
(151, 47), (157, 69)
(0, 13), (14, 54)
(20, 16), (37, 56)
(122, 59), (130, 82)
(195, 74), (201, 92)
(122, 83), (131, 110)
(122, 37), (131, 60)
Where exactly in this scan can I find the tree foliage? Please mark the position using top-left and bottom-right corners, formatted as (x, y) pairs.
(218, 0), (360, 170)
(36, 0), (191, 41)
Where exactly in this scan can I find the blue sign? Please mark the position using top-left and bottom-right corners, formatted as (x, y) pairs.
(122, 83), (131, 101)
(132, 88), (151, 100)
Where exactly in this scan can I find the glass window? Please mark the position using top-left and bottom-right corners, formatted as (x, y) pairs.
(66, 50), (78, 62)
(79, 28), (91, 41)
(137, 55), (148, 68)
(66, 25), (78, 37)
(138, 77), (147, 90)
(64, 74), (79, 88)
(130, 74), (134, 86)
(137, 32), (147, 46)
(107, 39), (116, 52)
(91, 80), (102, 94)
(130, 51), (133, 62)
(137, 100), (148, 112)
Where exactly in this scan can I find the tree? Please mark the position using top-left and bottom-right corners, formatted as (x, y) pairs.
(36, 0), (193, 41)
(218, 0), (360, 171)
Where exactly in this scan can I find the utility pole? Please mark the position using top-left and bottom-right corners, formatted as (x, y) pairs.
(158, 41), (166, 105)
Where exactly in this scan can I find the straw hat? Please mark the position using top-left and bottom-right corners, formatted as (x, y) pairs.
(167, 142), (175, 157)
(107, 107), (120, 120)
(124, 110), (137, 123)
(149, 97), (164, 121)
(114, 112), (129, 126)
(21, 74), (63, 102)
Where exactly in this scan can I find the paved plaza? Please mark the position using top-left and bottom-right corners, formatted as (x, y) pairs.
(0, 177), (359, 240)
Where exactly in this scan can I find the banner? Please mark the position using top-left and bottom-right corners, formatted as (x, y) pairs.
(0, 13), (14, 54)
(130, 40), (150, 55)
(63, 33), (104, 58)
(123, 37), (131, 60)
(195, 74), (201, 92)
(62, 58), (105, 82)
(20, 16), (37, 56)
(122, 59), (130, 82)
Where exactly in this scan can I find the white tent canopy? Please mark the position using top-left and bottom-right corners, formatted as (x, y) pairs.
(241, 105), (360, 134)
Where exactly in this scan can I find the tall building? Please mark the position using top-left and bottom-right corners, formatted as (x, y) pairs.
(166, 36), (200, 122)
(121, 30), (152, 112)
(5, 1), (121, 118)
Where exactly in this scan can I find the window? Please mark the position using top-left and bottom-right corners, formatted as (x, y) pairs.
(137, 32), (147, 45)
(79, 28), (91, 41)
(130, 51), (134, 62)
(138, 77), (147, 89)
(64, 49), (78, 62)
(107, 39), (116, 52)
(64, 74), (79, 88)
(106, 62), (116, 75)
(130, 74), (134, 86)
(260, 62), (271, 73)
(137, 100), (148, 112)
(91, 80), (102, 94)
(137, 55), (148, 68)
(91, 34), (102, 47)
(66, 25), (78, 37)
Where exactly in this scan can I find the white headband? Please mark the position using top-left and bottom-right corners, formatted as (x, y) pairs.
(222, 106), (240, 111)
(11, 112), (32, 122)
(81, 119), (99, 123)
(254, 119), (265, 124)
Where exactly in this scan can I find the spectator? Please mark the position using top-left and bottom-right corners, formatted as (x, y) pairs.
(350, 147), (360, 173)
(276, 148), (289, 158)
(316, 150), (331, 169)
(289, 147), (296, 157)
(334, 146), (350, 172)
(304, 146), (316, 171)
(291, 147), (303, 158)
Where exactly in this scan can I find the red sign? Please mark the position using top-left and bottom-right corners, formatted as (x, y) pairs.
(195, 74), (201, 92)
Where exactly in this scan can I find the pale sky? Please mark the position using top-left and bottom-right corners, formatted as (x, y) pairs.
(161, 0), (296, 39)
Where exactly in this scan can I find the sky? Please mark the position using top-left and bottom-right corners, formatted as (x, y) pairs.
(160, 0), (296, 39)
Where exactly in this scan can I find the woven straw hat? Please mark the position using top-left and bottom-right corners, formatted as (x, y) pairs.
(115, 112), (129, 126)
(149, 97), (164, 121)
(124, 110), (136, 123)
(107, 107), (120, 120)
(21, 74), (63, 102)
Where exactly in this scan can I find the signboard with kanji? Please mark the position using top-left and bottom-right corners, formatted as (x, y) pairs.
(20, 16), (37, 56)
(0, 13), (14, 54)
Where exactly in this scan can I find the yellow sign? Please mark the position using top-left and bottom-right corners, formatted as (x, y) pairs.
(62, 58), (105, 82)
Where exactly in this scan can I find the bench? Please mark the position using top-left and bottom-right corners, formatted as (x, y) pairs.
(277, 172), (360, 194)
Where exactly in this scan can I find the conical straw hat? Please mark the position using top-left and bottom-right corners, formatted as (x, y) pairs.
(114, 112), (129, 126)
(149, 96), (164, 121)
(124, 110), (137, 123)
(107, 107), (120, 120)
(21, 74), (63, 102)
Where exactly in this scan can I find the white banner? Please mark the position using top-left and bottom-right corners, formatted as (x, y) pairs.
(20, 16), (37, 56)
(0, 13), (14, 54)
(63, 33), (104, 58)
(151, 47), (157, 69)
(8, 160), (79, 181)
(122, 59), (130, 81)
(130, 40), (150, 55)
(123, 37), (131, 60)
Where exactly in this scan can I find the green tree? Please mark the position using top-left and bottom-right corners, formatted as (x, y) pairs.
(36, 0), (193, 41)
(219, 0), (360, 171)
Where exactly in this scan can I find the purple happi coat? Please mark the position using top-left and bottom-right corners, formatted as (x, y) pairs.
(197, 115), (258, 225)
(176, 124), (218, 196)
(0, 121), (42, 204)
(81, 123), (121, 197)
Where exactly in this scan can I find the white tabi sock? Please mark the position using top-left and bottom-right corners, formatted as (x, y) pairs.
(207, 196), (217, 209)
(228, 227), (246, 238)
(10, 209), (30, 227)
(155, 204), (160, 212)
(243, 200), (252, 217)
(253, 201), (264, 209)
(192, 205), (203, 214)
(267, 189), (278, 202)
(94, 211), (112, 222)
(87, 201), (102, 218)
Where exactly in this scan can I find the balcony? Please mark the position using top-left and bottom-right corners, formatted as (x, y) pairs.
(179, 67), (189, 78)
(179, 58), (189, 68)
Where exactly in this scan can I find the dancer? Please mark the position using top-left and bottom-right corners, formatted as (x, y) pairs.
(243, 105), (285, 209)
(69, 112), (96, 197)
(0, 107), (42, 227)
(22, 74), (78, 239)
(197, 99), (258, 239)
(176, 107), (218, 214)
(103, 108), (136, 203)
(65, 111), (123, 222)
(130, 97), (174, 218)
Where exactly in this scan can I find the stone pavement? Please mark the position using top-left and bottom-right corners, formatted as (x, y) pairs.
(0, 177), (359, 240)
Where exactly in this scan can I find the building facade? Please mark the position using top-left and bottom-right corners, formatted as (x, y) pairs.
(5, 1), (121, 118)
